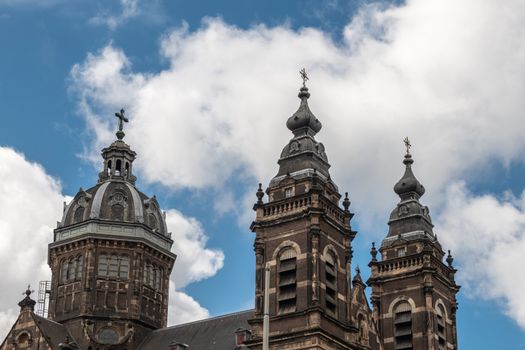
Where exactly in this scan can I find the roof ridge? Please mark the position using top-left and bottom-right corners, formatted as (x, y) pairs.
(157, 309), (254, 332)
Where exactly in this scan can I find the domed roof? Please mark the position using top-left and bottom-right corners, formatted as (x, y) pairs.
(58, 111), (168, 237)
(60, 180), (168, 236)
(286, 87), (322, 136)
(386, 145), (433, 238)
(393, 153), (425, 199)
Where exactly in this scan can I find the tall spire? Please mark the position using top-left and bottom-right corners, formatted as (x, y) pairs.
(387, 138), (433, 237)
(393, 137), (425, 200)
(286, 68), (322, 137)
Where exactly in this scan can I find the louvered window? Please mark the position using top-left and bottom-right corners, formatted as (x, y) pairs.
(394, 301), (413, 350)
(325, 252), (337, 316)
(436, 305), (446, 350)
(278, 248), (297, 314)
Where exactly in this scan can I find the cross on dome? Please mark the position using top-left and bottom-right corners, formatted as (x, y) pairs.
(403, 137), (411, 154)
(300, 68), (309, 87)
(115, 108), (129, 140)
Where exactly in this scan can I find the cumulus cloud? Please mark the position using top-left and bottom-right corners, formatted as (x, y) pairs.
(0, 148), (63, 337)
(436, 183), (525, 329)
(69, 0), (525, 328)
(90, 0), (140, 30)
(166, 209), (224, 289)
(164, 209), (224, 325)
(168, 282), (209, 325)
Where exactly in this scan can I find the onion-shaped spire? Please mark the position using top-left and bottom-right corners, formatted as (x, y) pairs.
(286, 69), (322, 136)
(393, 137), (425, 200)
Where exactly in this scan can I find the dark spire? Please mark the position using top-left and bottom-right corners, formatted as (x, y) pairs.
(286, 69), (322, 137)
(18, 285), (36, 312)
(386, 138), (433, 238)
(393, 137), (425, 200)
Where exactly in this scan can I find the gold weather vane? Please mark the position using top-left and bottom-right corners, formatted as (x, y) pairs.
(403, 137), (411, 154)
(300, 68), (309, 87)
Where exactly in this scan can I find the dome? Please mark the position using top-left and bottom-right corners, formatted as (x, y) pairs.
(60, 180), (168, 236)
(393, 153), (425, 199)
(286, 87), (322, 136)
(58, 116), (168, 237)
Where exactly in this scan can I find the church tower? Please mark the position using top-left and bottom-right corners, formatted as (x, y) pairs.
(247, 73), (372, 350)
(47, 111), (176, 349)
(367, 141), (460, 350)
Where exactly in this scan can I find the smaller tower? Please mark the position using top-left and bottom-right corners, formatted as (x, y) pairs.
(368, 139), (460, 350)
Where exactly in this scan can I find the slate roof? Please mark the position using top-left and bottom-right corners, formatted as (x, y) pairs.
(138, 309), (253, 350)
(32, 313), (74, 349)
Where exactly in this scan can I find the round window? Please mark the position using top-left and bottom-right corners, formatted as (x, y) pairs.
(98, 328), (119, 344)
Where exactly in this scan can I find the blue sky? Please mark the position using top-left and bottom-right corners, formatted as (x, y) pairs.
(1, 0), (525, 348)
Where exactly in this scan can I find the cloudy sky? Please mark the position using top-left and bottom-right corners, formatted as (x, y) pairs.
(1, 0), (525, 348)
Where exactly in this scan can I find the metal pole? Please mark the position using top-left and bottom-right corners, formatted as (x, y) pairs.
(262, 262), (270, 350)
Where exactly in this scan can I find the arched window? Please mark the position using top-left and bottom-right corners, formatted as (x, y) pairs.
(76, 255), (83, 280)
(61, 259), (69, 282)
(108, 255), (119, 277)
(119, 256), (129, 278)
(394, 301), (413, 350)
(436, 304), (446, 349)
(60, 255), (83, 283)
(98, 254), (108, 275)
(98, 254), (129, 279)
(278, 248), (297, 314)
(16, 332), (30, 347)
(115, 159), (122, 176)
(111, 204), (124, 221)
(68, 258), (77, 280)
(74, 206), (85, 223)
(107, 160), (112, 176)
(324, 251), (337, 316)
(149, 213), (158, 231)
(155, 267), (163, 290)
(125, 162), (130, 177)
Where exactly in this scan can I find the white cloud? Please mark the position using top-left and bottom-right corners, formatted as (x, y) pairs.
(168, 282), (209, 325)
(436, 183), (525, 329)
(0, 148), (63, 338)
(166, 209), (224, 289)
(163, 209), (224, 325)
(90, 0), (140, 30)
(69, 0), (525, 328)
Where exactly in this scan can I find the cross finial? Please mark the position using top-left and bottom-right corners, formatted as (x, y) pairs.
(23, 284), (33, 296)
(115, 108), (129, 140)
(403, 137), (411, 154)
(299, 68), (309, 87)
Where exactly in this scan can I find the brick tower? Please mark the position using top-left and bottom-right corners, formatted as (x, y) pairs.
(47, 111), (176, 349)
(367, 141), (460, 350)
(247, 75), (376, 350)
